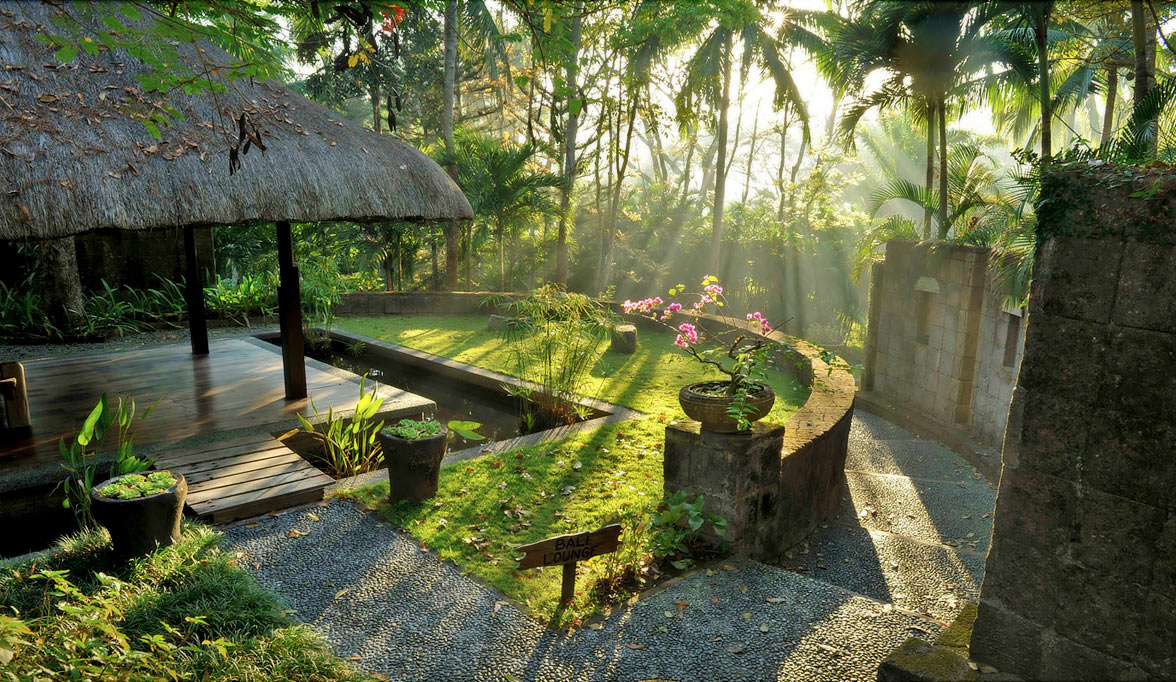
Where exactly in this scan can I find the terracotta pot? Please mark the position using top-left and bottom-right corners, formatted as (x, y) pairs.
(380, 426), (448, 502)
(91, 472), (186, 558)
(678, 381), (775, 433)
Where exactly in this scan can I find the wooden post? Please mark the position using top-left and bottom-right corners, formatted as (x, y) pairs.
(561, 562), (576, 605)
(276, 221), (307, 400)
(183, 225), (209, 355)
(0, 362), (30, 432)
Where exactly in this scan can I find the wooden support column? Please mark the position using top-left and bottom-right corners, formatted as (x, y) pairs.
(183, 225), (209, 355)
(276, 221), (307, 400)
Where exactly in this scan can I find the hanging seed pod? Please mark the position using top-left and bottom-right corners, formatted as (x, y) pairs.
(237, 113), (246, 145)
(393, 30), (400, 58)
(386, 94), (393, 124)
(243, 138), (251, 155)
(389, 110), (397, 132)
(395, 91), (402, 111)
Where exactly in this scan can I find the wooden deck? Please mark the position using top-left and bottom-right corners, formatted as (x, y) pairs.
(153, 432), (335, 524)
(0, 337), (433, 509)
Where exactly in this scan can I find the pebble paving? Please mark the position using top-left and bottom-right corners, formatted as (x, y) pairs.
(223, 409), (997, 681)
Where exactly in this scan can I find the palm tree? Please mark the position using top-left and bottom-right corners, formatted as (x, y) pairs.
(830, 1), (1006, 238)
(666, 2), (820, 277)
(437, 131), (562, 290)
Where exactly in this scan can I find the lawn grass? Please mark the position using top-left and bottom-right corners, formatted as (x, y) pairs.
(337, 314), (810, 420)
(337, 314), (811, 625)
(0, 526), (369, 682)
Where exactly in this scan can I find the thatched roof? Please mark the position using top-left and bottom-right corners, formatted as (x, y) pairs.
(0, 1), (472, 241)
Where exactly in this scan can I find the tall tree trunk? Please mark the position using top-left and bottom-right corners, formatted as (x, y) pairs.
(1035, 3), (1052, 161)
(1100, 67), (1118, 148)
(776, 105), (792, 221)
(496, 220), (505, 291)
(741, 108), (760, 205)
(42, 237), (86, 331)
(384, 251), (394, 291)
(370, 84), (381, 134)
(442, 0), (460, 290)
(698, 135), (719, 210)
(464, 223), (473, 288)
(1131, 0), (1158, 157)
(431, 232), (439, 289)
(600, 94), (637, 292)
(555, 1), (583, 287)
(711, 32), (733, 278)
(937, 96), (949, 238)
(923, 100), (935, 239)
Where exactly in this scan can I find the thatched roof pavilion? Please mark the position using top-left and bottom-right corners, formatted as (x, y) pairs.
(0, 1), (472, 399)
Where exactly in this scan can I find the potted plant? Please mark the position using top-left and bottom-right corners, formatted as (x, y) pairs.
(623, 276), (782, 433)
(91, 471), (187, 558)
(379, 418), (482, 502)
(58, 394), (183, 557)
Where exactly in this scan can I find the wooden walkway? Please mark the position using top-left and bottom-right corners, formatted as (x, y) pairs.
(0, 337), (433, 520)
(153, 432), (334, 524)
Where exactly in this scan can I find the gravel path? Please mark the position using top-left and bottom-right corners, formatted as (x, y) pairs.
(223, 410), (997, 682)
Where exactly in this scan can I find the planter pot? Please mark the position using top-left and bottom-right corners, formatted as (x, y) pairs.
(91, 472), (186, 558)
(380, 426), (448, 502)
(678, 381), (775, 433)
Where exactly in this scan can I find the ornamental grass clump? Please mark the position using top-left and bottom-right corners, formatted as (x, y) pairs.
(94, 472), (177, 500)
(623, 275), (786, 430)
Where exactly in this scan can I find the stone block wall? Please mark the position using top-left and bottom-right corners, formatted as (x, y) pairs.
(334, 291), (519, 316)
(970, 165), (1176, 679)
(865, 241), (1025, 446)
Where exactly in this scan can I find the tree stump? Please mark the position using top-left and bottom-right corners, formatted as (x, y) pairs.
(611, 324), (638, 353)
(488, 314), (510, 331)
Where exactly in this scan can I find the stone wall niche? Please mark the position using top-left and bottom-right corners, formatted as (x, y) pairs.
(969, 164), (1176, 680)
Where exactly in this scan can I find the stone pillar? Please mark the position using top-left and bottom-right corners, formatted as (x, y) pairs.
(663, 421), (785, 551)
(970, 167), (1176, 679)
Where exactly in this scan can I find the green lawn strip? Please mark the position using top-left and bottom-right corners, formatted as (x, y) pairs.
(336, 314), (810, 420)
(342, 416), (672, 626)
(0, 525), (369, 682)
(336, 315), (812, 625)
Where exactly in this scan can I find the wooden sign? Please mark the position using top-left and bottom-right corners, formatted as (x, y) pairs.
(516, 524), (622, 604)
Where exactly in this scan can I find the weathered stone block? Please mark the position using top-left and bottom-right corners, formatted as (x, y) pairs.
(877, 638), (978, 682)
(610, 324), (637, 353)
(990, 468), (1076, 550)
(1099, 325), (1176, 416)
(970, 599), (1044, 678)
(1038, 630), (1150, 681)
(1113, 241), (1176, 333)
(1011, 389), (1087, 480)
(1017, 314), (1108, 405)
(1073, 487), (1166, 586)
(487, 313), (510, 331)
(1036, 237), (1125, 323)
(663, 421), (785, 547)
(1084, 410), (1176, 511)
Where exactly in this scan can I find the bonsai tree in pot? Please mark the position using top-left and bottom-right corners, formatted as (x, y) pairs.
(59, 394), (185, 557)
(379, 418), (482, 502)
(624, 276), (784, 433)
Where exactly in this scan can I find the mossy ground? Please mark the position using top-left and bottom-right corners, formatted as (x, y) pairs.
(337, 314), (810, 625)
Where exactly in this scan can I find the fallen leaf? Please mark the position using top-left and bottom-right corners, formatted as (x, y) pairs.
(711, 595), (719, 606)
(348, 656), (361, 661)
(817, 643), (841, 656)
(334, 588), (349, 599)
(765, 597), (787, 604)
(307, 512), (320, 522)
(760, 624), (770, 633)
(726, 644), (745, 654)
(244, 522), (260, 528)
(722, 564), (737, 571)
(674, 600), (688, 612)
(587, 622), (604, 630)
(742, 612), (753, 620)
(625, 643), (646, 650)
(492, 600), (509, 615)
